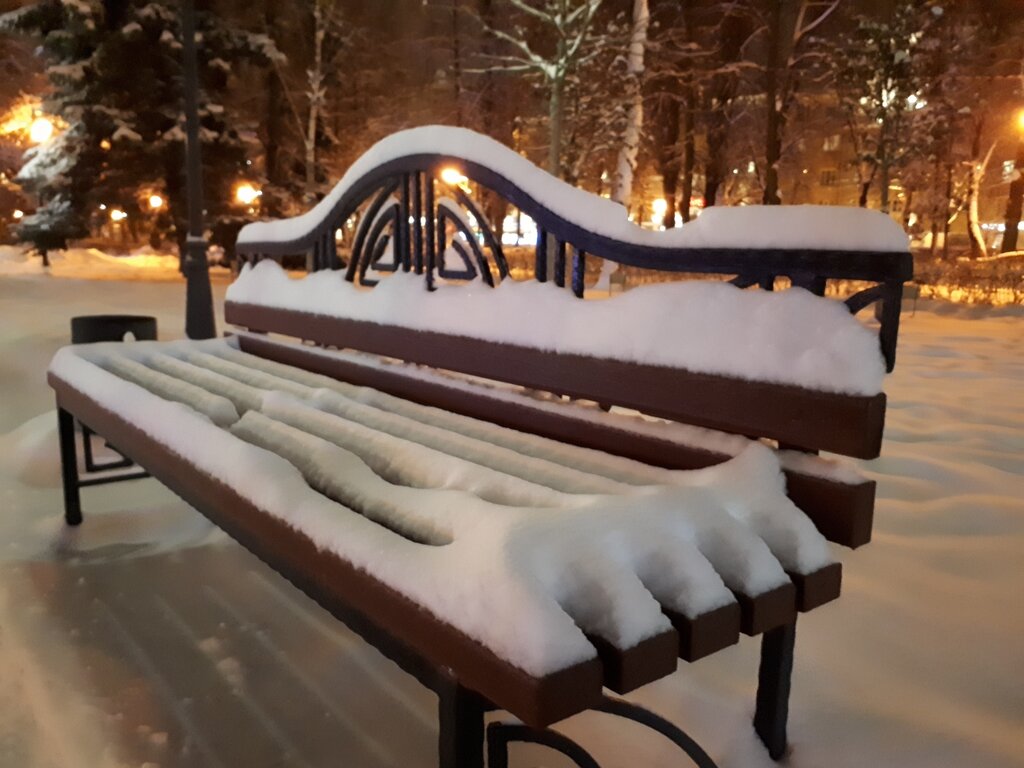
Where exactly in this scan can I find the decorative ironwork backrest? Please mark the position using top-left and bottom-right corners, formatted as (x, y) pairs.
(235, 128), (913, 372)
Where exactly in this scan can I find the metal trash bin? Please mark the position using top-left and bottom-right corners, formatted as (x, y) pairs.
(71, 314), (157, 344)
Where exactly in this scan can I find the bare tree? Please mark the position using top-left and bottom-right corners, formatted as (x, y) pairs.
(474, 0), (604, 178)
(761, 0), (840, 205)
(610, 0), (649, 208)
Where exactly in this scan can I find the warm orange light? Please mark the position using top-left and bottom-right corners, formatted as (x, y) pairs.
(110, 209), (128, 222)
(440, 167), (468, 186)
(29, 117), (54, 144)
(1016, 110), (1024, 132)
(12, 209), (24, 220)
(148, 194), (164, 210)
(234, 182), (261, 206)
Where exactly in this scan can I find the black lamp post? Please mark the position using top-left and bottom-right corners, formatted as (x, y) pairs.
(181, 0), (216, 339)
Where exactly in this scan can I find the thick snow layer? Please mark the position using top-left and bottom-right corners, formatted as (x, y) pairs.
(227, 262), (887, 395)
(230, 332), (868, 486)
(0, 244), (231, 282)
(199, 347), (832, 575)
(45, 336), (828, 670)
(2, 277), (1021, 768)
(238, 126), (909, 253)
(230, 411), (737, 631)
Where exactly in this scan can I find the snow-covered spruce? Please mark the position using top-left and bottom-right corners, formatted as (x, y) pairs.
(237, 126), (909, 254)
(228, 263), (887, 395)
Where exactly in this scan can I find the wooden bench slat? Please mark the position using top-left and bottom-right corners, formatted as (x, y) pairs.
(50, 376), (606, 729)
(236, 333), (876, 548)
(790, 563), (843, 613)
(588, 630), (681, 694)
(736, 583), (798, 636)
(227, 303), (887, 460)
(666, 603), (742, 662)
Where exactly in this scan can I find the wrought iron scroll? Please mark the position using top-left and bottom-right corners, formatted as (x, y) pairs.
(486, 723), (601, 768)
(341, 174), (507, 289)
(485, 696), (720, 768)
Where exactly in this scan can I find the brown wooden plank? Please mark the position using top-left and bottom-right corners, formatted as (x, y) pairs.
(787, 477), (874, 548)
(666, 603), (742, 662)
(735, 583), (798, 636)
(226, 303), (887, 459)
(235, 333), (877, 547)
(587, 629), (680, 694)
(790, 563), (843, 613)
(50, 375), (605, 729)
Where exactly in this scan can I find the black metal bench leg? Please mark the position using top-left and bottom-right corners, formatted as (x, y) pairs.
(438, 678), (486, 768)
(754, 620), (796, 760)
(57, 407), (83, 526)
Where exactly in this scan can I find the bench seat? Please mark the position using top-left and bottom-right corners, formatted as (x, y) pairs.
(49, 337), (845, 728)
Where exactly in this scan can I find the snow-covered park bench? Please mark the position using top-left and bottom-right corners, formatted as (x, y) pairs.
(48, 127), (912, 767)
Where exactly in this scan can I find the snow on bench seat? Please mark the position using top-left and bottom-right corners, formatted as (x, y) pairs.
(48, 335), (835, 696)
(223, 332), (878, 549)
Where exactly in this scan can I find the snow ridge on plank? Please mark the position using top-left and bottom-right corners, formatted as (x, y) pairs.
(228, 262), (888, 396)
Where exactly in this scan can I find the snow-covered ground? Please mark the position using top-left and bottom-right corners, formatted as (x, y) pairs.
(0, 245), (231, 282)
(0, 272), (1021, 768)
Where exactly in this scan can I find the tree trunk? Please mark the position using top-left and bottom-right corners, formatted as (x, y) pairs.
(704, 107), (728, 207)
(858, 179), (871, 208)
(967, 140), (995, 260)
(548, 76), (564, 178)
(451, 0), (463, 125)
(656, 96), (681, 229)
(678, 1), (696, 223)
(262, 1), (283, 217)
(304, 2), (326, 204)
(1002, 137), (1024, 252)
(902, 188), (914, 229)
(879, 121), (891, 214)
(763, 0), (790, 205)
(610, 0), (649, 208)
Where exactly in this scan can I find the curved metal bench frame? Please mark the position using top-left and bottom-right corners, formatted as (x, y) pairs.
(236, 152), (912, 371)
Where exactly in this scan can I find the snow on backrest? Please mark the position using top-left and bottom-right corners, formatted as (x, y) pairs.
(227, 261), (886, 396)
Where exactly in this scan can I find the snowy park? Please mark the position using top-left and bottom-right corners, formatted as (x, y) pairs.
(2, 1), (1024, 767)
(0, 248), (1021, 768)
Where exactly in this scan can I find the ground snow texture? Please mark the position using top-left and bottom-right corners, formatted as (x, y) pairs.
(0, 275), (1021, 768)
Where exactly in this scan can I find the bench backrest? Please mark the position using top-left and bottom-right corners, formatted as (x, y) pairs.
(229, 127), (912, 466)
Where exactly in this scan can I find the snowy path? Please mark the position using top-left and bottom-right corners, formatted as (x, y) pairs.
(0, 275), (1021, 767)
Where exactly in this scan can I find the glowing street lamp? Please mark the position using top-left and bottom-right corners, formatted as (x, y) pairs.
(12, 209), (24, 220)
(440, 167), (468, 186)
(110, 209), (128, 222)
(29, 117), (54, 144)
(234, 182), (261, 206)
(651, 197), (668, 224)
(148, 194), (165, 210)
